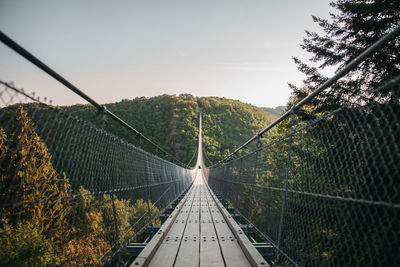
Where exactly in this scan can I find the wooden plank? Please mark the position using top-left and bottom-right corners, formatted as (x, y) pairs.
(148, 190), (196, 267)
(204, 180), (270, 267)
(174, 177), (202, 267)
(200, 187), (225, 267)
(131, 180), (196, 267)
(206, 194), (251, 267)
(132, 170), (268, 267)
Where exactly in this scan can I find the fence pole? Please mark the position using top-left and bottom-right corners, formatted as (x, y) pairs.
(100, 113), (121, 263)
(145, 154), (154, 235)
(107, 143), (121, 262)
(247, 146), (259, 237)
(222, 164), (227, 203)
(274, 113), (297, 266)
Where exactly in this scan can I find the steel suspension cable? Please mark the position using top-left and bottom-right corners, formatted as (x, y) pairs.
(212, 24), (400, 167)
(0, 30), (188, 168)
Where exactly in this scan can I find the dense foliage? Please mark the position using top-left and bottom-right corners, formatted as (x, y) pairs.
(0, 94), (276, 264)
(261, 106), (285, 117)
(210, 1), (399, 266)
(0, 106), (159, 265)
(198, 97), (276, 166)
(241, 0), (400, 265)
(64, 94), (276, 167)
(288, 0), (400, 118)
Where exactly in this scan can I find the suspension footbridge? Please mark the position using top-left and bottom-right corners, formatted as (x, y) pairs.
(0, 26), (399, 266)
(130, 113), (267, 267)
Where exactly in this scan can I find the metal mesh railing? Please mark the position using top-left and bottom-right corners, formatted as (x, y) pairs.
(0, 81), (192, 266)
(208, 76), (400, 266)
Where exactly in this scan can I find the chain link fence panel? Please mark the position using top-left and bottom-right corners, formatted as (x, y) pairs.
(0, 81), (192, 265)
(208, 77), (400, 266)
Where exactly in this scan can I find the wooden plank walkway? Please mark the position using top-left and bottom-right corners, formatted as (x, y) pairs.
(131, 169), (269, 267)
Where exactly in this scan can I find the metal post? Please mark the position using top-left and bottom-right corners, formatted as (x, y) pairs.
(274, 114), (297, 266)
(163, 163), (173, 202)
(108, 140), (121, 263)
(265, 146), (268, 174)
(145, 154), (154, 235)
(247, 147), (259, 237)
(222, 164), (227, 203)
(100, 112), (121, 263)
(110, 192), (121, 257)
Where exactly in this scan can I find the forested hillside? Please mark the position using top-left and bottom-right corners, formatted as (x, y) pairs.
(261, 106), (285, 117)
(198, 97), (276, 166)
(64, 94), (276, 167)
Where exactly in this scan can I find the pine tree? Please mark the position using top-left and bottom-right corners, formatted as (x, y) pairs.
(289, 0), (400, 114)
(65, 186), (111, 265)
(281, 1), (400, 265)
(0, 105), (71, 265)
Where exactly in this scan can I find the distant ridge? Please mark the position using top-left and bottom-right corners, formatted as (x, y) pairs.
(261, 106), (285, 117)
(63, 94), (276, 166)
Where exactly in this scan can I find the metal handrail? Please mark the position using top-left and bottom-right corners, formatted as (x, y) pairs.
(210, 24), (400, 168)
(0, 30), (188, 168)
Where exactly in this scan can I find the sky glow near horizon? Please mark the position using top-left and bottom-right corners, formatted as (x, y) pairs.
(0, 0), (332, 108)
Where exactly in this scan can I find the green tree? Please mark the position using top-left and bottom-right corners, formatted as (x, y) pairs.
(278, 1), (400, 264)
(64, 94), (276, 167)
(98, 196), (160, 246)
(0, 105), (168, 265)
(0, 106), (70, 265)
(289, 0), (400, 115)
(65, 186), (111, 266)
(0, 219), (58, 266)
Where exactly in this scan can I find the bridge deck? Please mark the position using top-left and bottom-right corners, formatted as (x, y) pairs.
(131, 169), (268, 267)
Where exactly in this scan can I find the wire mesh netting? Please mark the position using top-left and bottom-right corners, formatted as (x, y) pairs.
(0, 81), (192, 265)
(208, 76), (400, 266)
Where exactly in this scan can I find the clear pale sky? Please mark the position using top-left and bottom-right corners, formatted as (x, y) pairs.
(0, 0), (332, 108)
